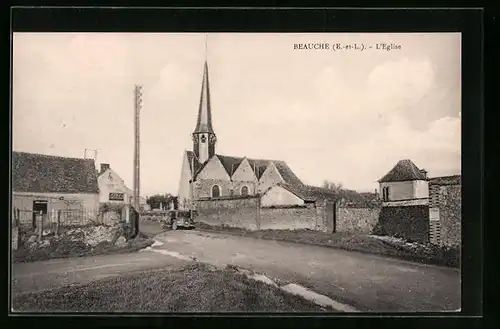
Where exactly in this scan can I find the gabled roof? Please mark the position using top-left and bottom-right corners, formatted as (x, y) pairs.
(12, 151), (99, 194)
(276, 182), (337, 202)
(378, 159), (427, 183)
(429, 175), (461, 186)
(246, 159), (268, 179)
(275, 183), (376, 206)
(217, 155), (244, 177)
(188, 152), (303, 187)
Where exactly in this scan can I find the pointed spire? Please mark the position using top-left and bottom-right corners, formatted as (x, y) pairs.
(193, 60), (214, 134)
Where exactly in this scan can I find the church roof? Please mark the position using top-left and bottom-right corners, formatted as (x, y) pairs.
(193, 61), (214, 134)
(378, 159), (427, 183)
(187, 151), (303, 186)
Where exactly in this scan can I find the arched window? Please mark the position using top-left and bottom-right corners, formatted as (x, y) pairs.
(241, 186), (249, 196)
(211, 185), (221, 198)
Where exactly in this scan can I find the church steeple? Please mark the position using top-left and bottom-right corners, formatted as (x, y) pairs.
(192, 60), (217, 163)
(193, 61), (214, 134)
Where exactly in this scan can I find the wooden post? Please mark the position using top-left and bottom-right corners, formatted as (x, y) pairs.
(15, 208), (20, 227)
(37, 211), (43, 241)
(255, 195), (261, 231)
(56, 210), (61, 236)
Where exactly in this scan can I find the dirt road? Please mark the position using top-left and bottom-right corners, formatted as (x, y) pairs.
(153, 230), (461, 312)
(12, 229), (460, 312)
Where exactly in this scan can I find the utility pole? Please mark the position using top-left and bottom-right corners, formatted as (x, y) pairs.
(133, 85), (143, 211)
(190, 156), (195, 218)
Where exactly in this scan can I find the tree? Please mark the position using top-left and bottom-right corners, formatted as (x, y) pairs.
(146, 193), (174, 210)
(322, 180), (344, 192)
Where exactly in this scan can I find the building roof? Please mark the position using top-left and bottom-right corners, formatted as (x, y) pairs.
(276, 182), (337, 202)
(429, 175), (461, 186)
(187, 151), (303, 187)
(378, 159), (427, 183)
(12, 151), (99, 194)
(274, 183), (371, 206)
(193, 61), (214, 134)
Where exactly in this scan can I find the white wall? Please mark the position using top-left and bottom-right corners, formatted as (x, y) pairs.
(413, 180), (429, 199)
(178, 152), (193, 210)
(97, 168), (131, 204)
(261, 185), (304, 207)
(258, 162), (284, 193)
(379, 181), (415, 201)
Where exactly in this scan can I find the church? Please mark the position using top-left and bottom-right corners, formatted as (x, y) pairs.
(177, 61), (306, 209)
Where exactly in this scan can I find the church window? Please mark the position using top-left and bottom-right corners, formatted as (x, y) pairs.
(201, 135), (206, 143)
(229, 189), (234, 196)
(211, 185), (221, 198)
(241, 186), (249, 196)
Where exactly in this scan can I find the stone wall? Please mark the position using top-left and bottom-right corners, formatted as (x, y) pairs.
(373, 205), (430, 243)
(260, 205), (317, 230)
(336, 206), (381, 234)
(194, 179), (234, 199)
(440, 184), (461, 248)
(195, 196), (260, 230)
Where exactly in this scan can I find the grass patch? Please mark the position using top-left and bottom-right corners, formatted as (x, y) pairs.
(195, 222), (460, 268)
(12, 263), (331, 312)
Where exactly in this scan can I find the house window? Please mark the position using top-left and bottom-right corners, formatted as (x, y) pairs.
(382, 186), (390, 201)
(241, 186), (249, 196)
(211, 185), (221, 198)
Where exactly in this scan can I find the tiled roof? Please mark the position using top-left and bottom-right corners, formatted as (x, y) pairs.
(274, 161), (303, 186)
(12, 151), (99, 194)
(429, 175), (461, 186)
(217, 155), (245, 177)
(378, 159), (427, 183)
(186, 150), (204, 176)
(276, 183), (376, 206)
(188, 151), (303, 187)
(276, 183), (337, 202)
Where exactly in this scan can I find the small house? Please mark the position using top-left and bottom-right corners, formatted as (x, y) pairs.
(12, 151), (100, 226)
(378, 159), (429, 206)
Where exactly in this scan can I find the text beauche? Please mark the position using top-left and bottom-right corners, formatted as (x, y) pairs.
(293, 43), (330, 50)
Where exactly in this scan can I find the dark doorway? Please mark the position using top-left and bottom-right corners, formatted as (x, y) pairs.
(32, 200), (48, 229)
(326, 201), (336, 234)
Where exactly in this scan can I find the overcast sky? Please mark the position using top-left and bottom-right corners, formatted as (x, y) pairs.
(13, 32), (461, 196)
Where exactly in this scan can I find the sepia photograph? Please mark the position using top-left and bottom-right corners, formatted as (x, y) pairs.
(11, 31), (462, 313)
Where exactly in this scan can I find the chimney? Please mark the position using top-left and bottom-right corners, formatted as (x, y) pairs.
(420, 169), (428, 178)
(100, 163), (110, 174)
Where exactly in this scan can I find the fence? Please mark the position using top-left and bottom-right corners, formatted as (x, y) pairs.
(13, 207), (109, 234)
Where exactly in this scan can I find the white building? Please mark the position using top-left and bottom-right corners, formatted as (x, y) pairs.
(378, 159), (429, 207)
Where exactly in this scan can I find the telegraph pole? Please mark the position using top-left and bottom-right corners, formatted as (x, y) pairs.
(133, 85), (143, 210)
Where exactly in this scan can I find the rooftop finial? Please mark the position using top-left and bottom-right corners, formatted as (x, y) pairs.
(204, 34), (208, 62)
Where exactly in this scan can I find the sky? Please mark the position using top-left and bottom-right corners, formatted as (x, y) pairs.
(12, 32), (461, 197)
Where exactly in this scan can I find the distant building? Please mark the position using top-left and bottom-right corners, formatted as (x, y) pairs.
(378, 159), (429, 207)
(97, 163), (149, 212)
(261, 182), (337, 207)
(12, 151), (99, 225)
